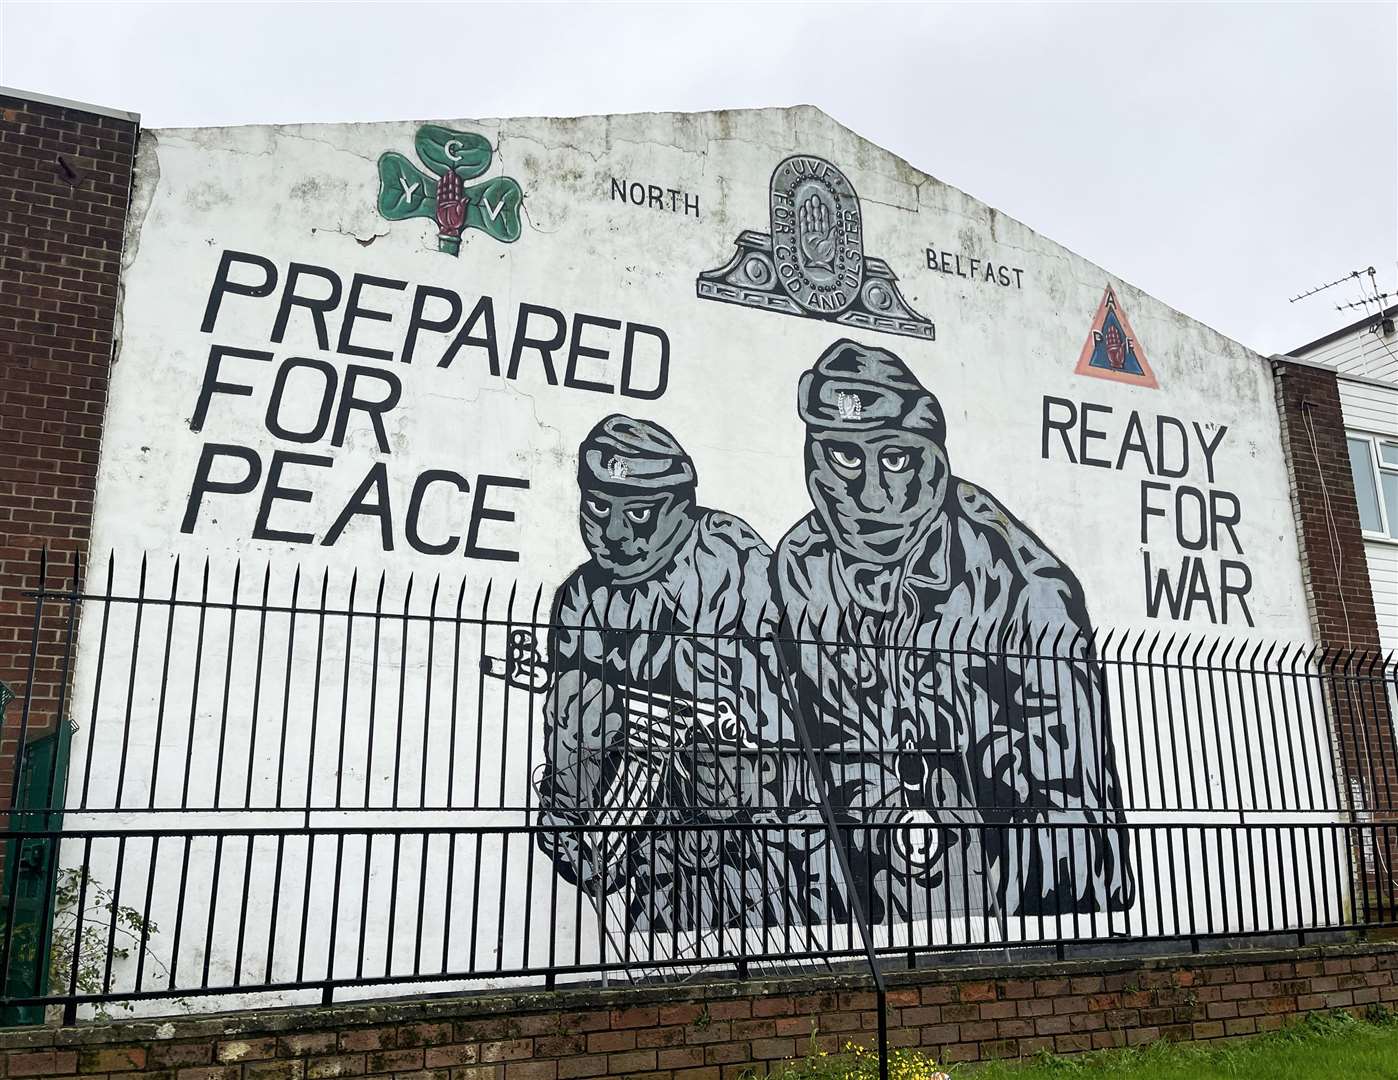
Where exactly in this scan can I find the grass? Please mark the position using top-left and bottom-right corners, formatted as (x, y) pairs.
(768, 1010), (1398, 1079)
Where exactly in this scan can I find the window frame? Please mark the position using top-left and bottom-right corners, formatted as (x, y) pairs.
(1347, 429), (1398, 544)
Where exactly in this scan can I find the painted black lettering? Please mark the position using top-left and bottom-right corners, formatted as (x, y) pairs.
(337, 274), (406, 361)
(1183, 558), (1217, 622)
(332, 366), (401, 452)
(1143, 551), (1187, 620)
(402, 285), (464, 365)
(201, 250), (277, 334)
(1210, 490), (1243, 554)
(1220, 560), (1254, 626)
(405, 469), (469, 555)
(1194, 422), (1228, 484)
(565, 314), (621, 394)
(265, 357), (338, 443)
(191, 345), (272, 432)
(1155, 416), (1190, 478)
(1079, 403), (1113, 468)
(464, 474), (529, 562)
(506, 304), (565, 383)
(440, 295), (500, 374)
(1041, 396), (1078, 462)
(251, 450), (332, 545)
(1140, 480), (1170, 543)
(1115, 411), (1153, 472)
(322, 461), (394, 549)
(270, 263), (343, 350)
(181, 443), (261, 533)
(620, 323), (670, 400)
(1174, 485), (1210, 551)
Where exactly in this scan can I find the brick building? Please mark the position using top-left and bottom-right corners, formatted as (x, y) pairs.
(0, 88), (138, 806)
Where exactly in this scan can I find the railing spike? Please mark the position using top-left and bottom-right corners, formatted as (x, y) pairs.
(454, 572), (469, 619)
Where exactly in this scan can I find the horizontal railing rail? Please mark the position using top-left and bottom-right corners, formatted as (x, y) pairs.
(0, 819), (1393, 1015)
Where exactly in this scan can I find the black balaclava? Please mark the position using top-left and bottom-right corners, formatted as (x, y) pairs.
(576, 414), (699, 585)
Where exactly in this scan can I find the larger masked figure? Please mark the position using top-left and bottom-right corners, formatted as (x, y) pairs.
(536, 415), (816, 937)
(773, 340), (1135, 928)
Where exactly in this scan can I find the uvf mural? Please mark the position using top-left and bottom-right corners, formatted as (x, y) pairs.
(526, 339), (1134, 932)
(773, 340), (1134, 921)
(78, 107), (1314, 993)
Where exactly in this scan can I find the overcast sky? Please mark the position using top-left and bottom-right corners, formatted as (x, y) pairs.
(3, 1), (1394, 355)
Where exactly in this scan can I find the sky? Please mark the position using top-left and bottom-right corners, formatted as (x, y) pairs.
(2, 1), (1394, 356)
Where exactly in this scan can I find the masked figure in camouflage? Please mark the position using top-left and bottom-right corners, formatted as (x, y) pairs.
(537, 415), (815, 935)
(772, 339), (1135, 926)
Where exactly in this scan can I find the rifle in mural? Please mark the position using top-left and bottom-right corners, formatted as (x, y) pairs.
(482, 628), (755, 837)
(482, 629), (792, 972)
(376, 125), (524, 256)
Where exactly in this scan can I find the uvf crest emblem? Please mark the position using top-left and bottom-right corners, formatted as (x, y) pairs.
(771, 157), (863, 314)
(697, 154), (934, 340)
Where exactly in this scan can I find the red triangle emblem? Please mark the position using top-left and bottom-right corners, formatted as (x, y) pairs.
(1073, 285), (1158, 389)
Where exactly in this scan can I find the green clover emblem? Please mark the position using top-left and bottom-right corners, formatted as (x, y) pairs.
(376, 125), (523, 255)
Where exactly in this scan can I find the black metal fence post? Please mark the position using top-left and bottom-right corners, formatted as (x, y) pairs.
(769, 635), (889, 1080)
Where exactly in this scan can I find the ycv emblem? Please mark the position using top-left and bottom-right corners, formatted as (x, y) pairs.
(377, 125), (524, 256)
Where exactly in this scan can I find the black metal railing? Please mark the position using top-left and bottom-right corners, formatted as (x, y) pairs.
(0, 550), (1394, 1033)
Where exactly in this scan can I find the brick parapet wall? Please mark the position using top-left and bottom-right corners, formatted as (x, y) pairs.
(0, 91), (138, 805)
(2, 941), (1397, 1079)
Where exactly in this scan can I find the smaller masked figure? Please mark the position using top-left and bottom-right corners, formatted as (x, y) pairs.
(536, 415), (813, 935)
(773, 340), (1135, 928)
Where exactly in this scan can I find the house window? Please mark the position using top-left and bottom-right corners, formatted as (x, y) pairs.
(1348, 433), (1398, 539)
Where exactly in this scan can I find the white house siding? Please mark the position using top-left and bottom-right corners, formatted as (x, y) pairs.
(1301, 324), (1398, 382)
(1338, 375), (1398, 652)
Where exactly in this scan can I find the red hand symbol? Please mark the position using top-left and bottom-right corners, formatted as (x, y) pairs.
(435, 169), (467, 238)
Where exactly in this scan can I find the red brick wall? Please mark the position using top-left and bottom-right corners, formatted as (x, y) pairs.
(1273, 359), (1395, 800)
(1273, 359), (1386, 654)
(0, 92), (138, 804)
(2, 942), (1396, 1078)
